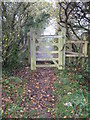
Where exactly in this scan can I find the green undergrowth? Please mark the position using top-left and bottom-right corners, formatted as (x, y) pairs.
(54, 64), (89, 118)
(2, 62), (26, 77)
(2, 73), (36, 118)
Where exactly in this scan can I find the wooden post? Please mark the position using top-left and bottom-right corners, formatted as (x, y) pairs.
(30, 28), (34, 70)
(62, 28), (66, 68)
(60, 31), (63, 70)
(82, 35), (87, 66)
(58, 31), (63, 70)
(33, 30), (36, 70)
(58, 33), (61, 69)
(28, 34), (30, 64)
(84, 42), (88, 57)
(58, 28), (66, 70)
(58, 34), (61, 67)
(69, 44), (72, 63)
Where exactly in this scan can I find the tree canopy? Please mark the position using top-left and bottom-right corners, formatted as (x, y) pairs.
(58, 2), (90, 40)
(2, 2), (51, 66)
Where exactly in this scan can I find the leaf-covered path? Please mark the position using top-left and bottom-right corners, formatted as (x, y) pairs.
(16, 66), (56, 118)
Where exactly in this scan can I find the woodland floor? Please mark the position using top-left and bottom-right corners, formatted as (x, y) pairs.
(2, 63), (89, 118)
(16, 66), (56, 118)
(2, 65), (57, 118)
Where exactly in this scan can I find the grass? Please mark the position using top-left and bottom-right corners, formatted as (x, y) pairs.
(53, 64), (89, 118)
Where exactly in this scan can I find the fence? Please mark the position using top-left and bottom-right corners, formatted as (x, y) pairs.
(27, 28), (88, 70)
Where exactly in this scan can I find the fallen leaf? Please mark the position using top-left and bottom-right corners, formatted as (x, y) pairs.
(64, 116), (67, 118)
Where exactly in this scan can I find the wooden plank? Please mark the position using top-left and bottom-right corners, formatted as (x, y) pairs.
(82, 41), (88, 65)
(36, 64), (56, 67)
(68, 44), (72, 63)
(58, 35), (61, 66)
(36, 58), (59, 61)
(33, 31), (36, 70)
(82, 36), (88, 65)
(40, 35), (62, 38)
(65, 51), (82, 54)
(66, 54), (88, 57)
(60, 31), (63, 70)
(30, 28), (34, 70)
(36, 43), (59, 47)
(36, 51), (59, 54)
(28, 35), (30, 64)
(84, 42), (88, 56)
(66, 40), (89, 44)
(62, 28), (66, 68)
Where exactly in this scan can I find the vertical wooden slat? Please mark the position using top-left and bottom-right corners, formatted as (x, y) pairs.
(58, 33), (61, 66)
(82, 35), (86, 66)
(62, 28), (66, 68)
(30, 27), (34, 70)
(58, 28), (66, 70)
(82, 45), (85, 65)
(60, 31), (63, 69)
(33, 31), (36, 70)
(84, 41), (88, 57)
(58, 31), (63, 70)
(28, 34), (30, 64)
(69, 44), (72, 63)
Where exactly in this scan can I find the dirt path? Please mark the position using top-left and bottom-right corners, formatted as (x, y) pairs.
(16, 66), (56, 118)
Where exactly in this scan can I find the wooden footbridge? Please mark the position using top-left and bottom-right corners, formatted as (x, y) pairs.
(27, 28), (88, 70)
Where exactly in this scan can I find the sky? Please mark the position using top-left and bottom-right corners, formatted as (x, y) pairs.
(43, 18), (57, 35)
